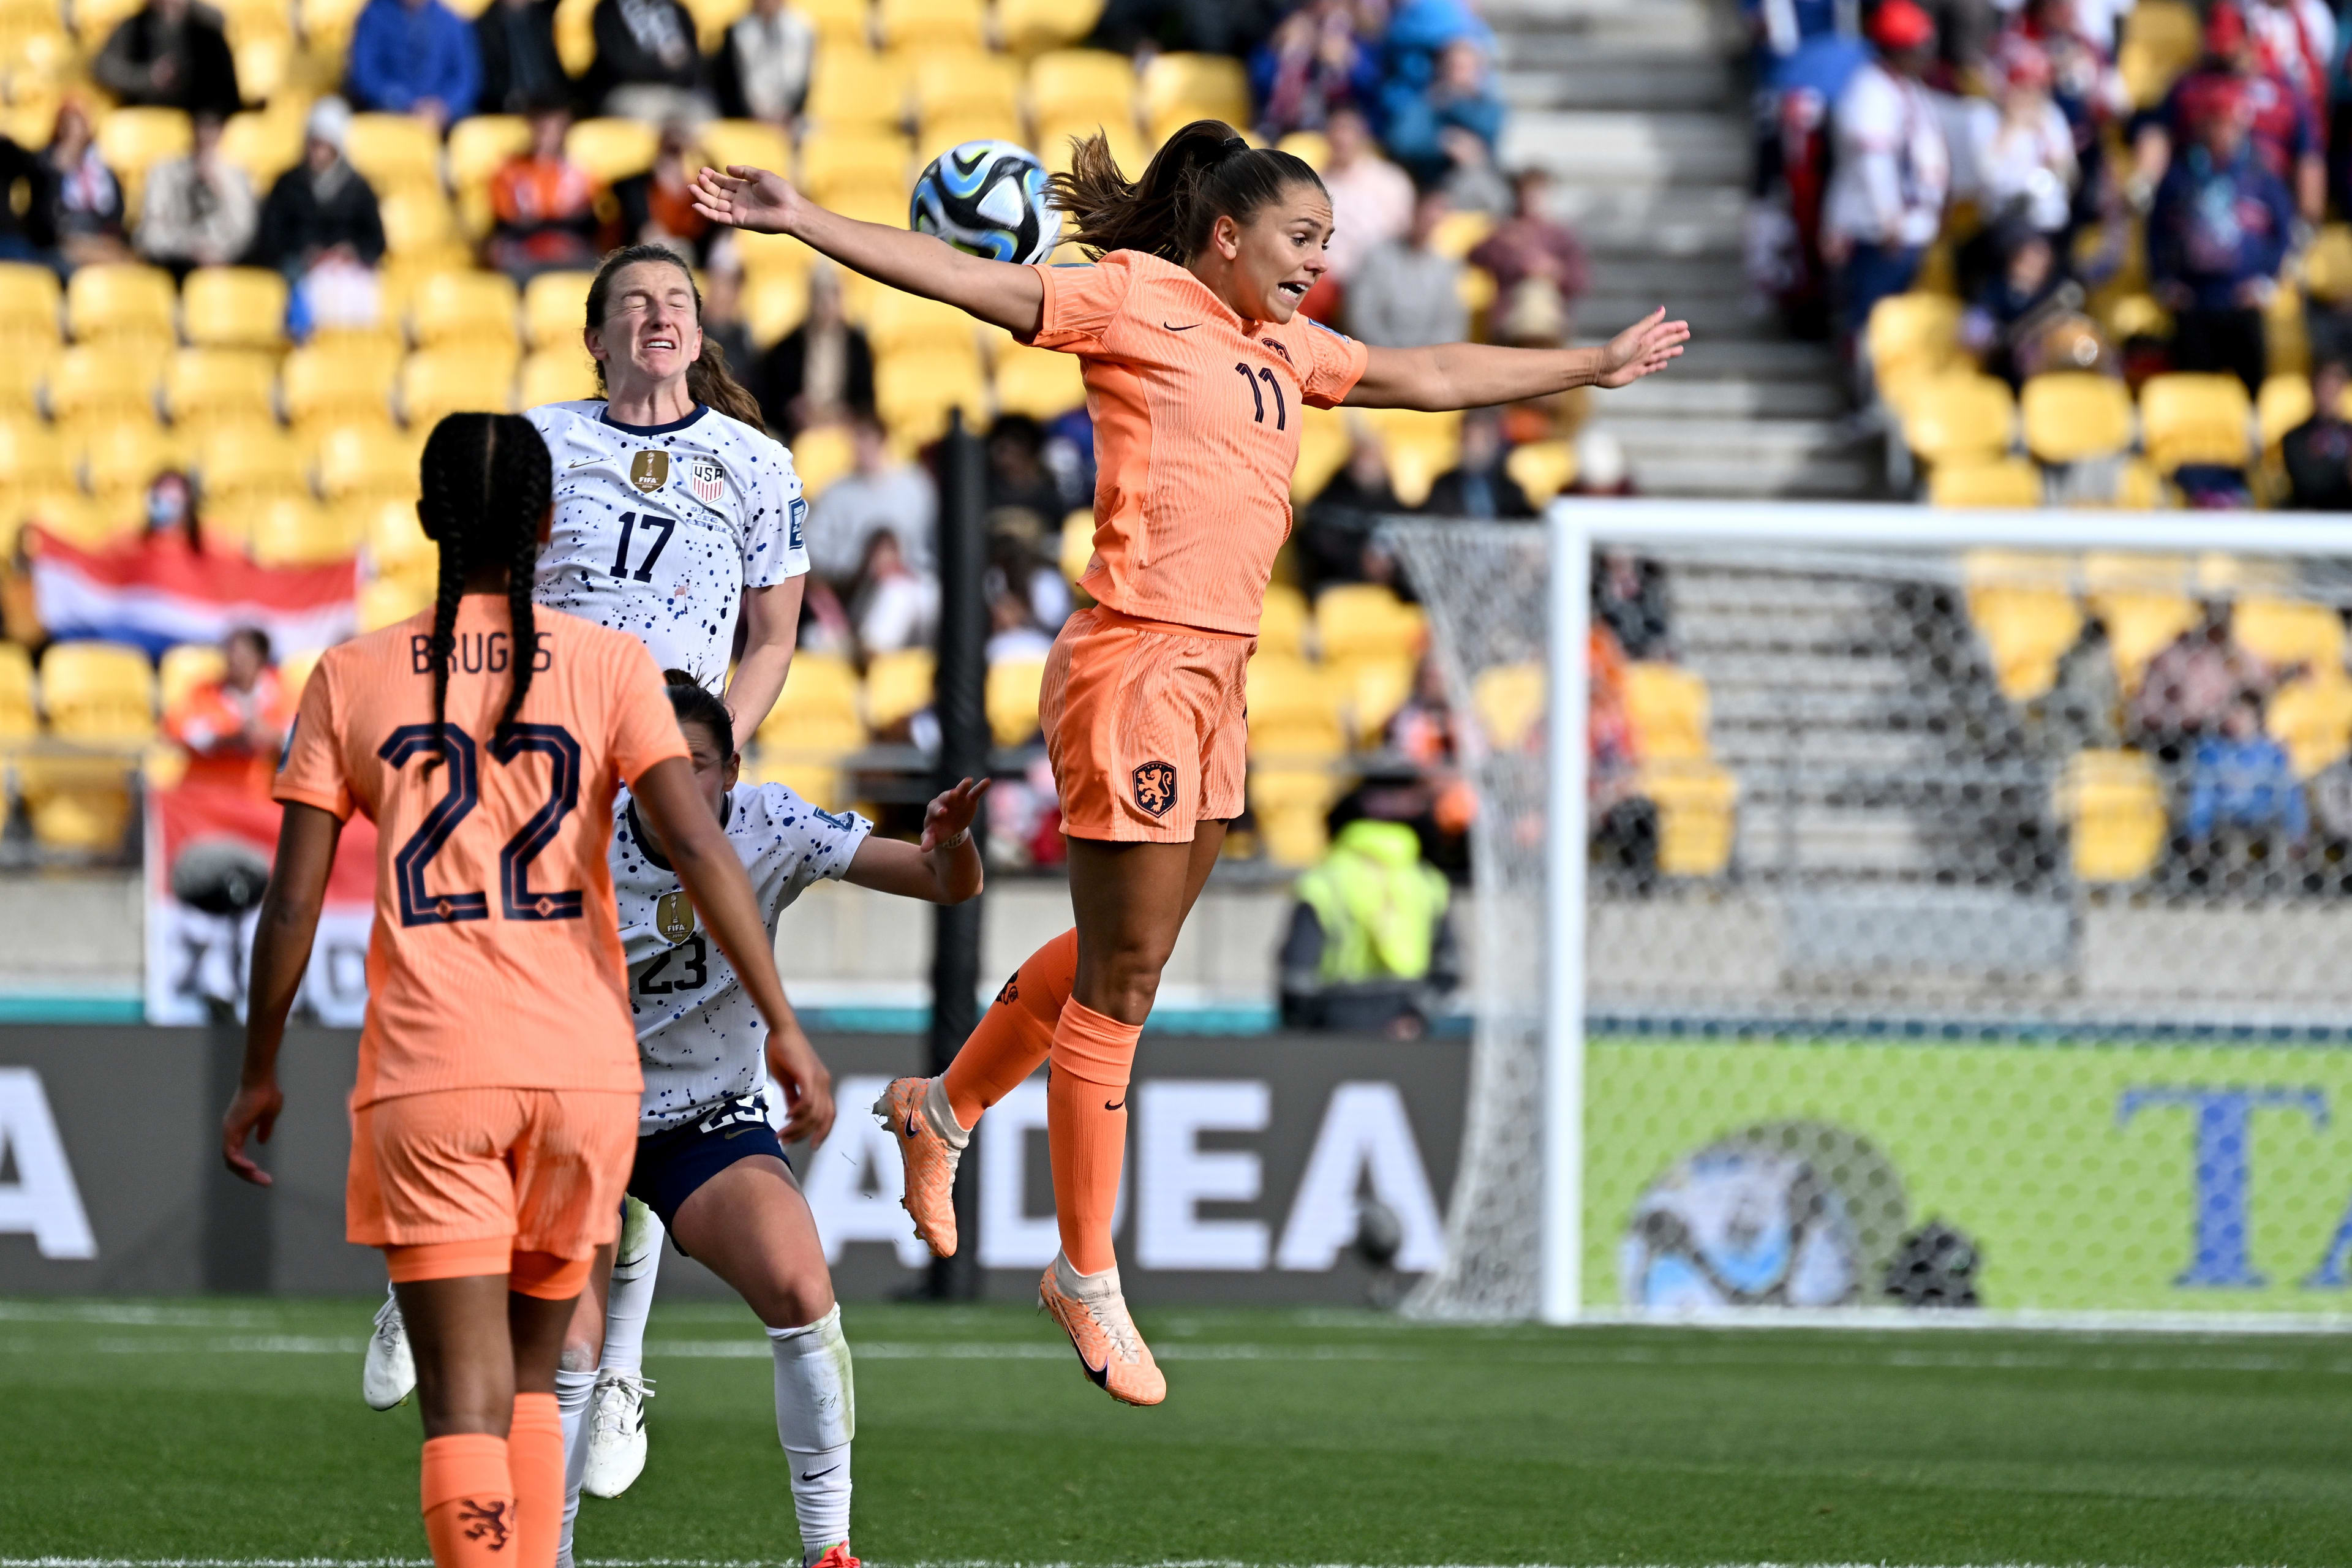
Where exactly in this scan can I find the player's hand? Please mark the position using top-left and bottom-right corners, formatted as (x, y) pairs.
(691, 164), (801, 235)
(1594, 307), (1691, 388)
(921, 776), (992, 853)
(221, 1078), (284, 1187)
(769, 1036), (836, 1147)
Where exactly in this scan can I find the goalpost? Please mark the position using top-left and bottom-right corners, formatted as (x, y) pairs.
(1388, 500), (2352, 1327)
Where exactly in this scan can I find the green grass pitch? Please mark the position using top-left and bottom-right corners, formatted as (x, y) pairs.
(4, 1296), (2350, 1566)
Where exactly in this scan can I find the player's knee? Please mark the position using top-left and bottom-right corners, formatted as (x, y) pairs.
(559, 1336), (601, 1373)
(748, 1273), (834, 1331)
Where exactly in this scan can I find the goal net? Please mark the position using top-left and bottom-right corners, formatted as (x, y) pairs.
(1387, 502), (2352, 1326)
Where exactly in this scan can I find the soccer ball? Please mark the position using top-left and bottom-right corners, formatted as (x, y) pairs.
(910, 140), (1059, 265)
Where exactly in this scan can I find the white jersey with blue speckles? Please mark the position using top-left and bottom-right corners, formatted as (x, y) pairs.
(612, 781), (870, 1133)
(526, 401), (810, 693)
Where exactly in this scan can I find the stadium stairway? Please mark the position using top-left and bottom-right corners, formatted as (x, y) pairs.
(1491, 0), (1878, 497)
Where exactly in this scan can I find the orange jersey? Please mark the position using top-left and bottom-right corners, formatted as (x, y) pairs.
(1025, 250), (1368, 636)
(274, 597), (690, 1108)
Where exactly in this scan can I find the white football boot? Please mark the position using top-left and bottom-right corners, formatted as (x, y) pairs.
(580, 1369), (655, 1497)
(362, 1287), (416, 1411)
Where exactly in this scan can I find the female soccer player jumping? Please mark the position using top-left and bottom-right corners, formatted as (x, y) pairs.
(692, 120), (1690, 1404)
(221, 413), (829, 1568)
(548, 674), (987, 1568)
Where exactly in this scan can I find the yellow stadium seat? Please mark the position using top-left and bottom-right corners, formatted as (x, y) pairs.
(986, 658), (1047, 747)
(795, 0), (872, 45)
(992, 342), (1085, 419)
(72, 417), (187, 501)
(220, 108), (305, 189)
(910, 49), (1022, 124)
(677, 0), (750, 48)
(878, 0), (984, 48)
(1343, 655), (1414, 747)
(2258, 372), (2316, 454)
(352, 492), (434, 584)
(2119, 0), (2200, 107)
(199, 424), (309, 500)
(447, 115), (532, 191)
(2267, 671), (2352, 777)
(66, 263), (177, 345)
(2307, 223), (2352, 307)
(551, 0), (595, 71)
(520, 349), (600, 407)
(1059, 505), (1094, 582)
(47, 344), (157, 421)
(1250, 766), (1346, 865)
(1029, 48), (1138, 128)
(2055, 748), (2166, 881)
(232, 30), (293, 99)
(163, 347), (277, 428)
(916, 113), (1030, 164)
(1899, 372), (2015, 467)
(744, 270), (810, 348)
(1504, 438), (1575, 505)
(2083, 559), (2198, 693)
(1314, 582), (1420, 666)
(401, 349), (521, 426)
(805, 48), (910, 130)
(410, 270), (521, 351)
(277, 646), (325, 703)
(567, 117), (660, 183)
(1865, 292), (1961, 386)
(1472, 661), (1544, 752)
(2139, 372), (2254, 473)
(1622, 662), (1709, 762)
(1139, 52), (1250, 137)
(1969, 585), (2083, 701)
(864, 289), (975, 359)
(865, 647), (936, 729)
(1245, 655), (1345, 757)
(0, 261), (62, 337)
(2021, 371), (2135, 464)
(1274, 129), (1329, 169)
(757, 652), (865, 763)
(0, 641), (36, 742)
(284, 339), (402, 427)
(380, 184), (459, 256)
(246, 494), (361, 565)
(1351, 407), (1461, 502)
(1641, 759), (1738, 876)
(96, 105), (190, 200)
(10, 489), (135, 552)
(1039, 116), (1147, 178)
(1929, 456), (2043, 508)
(1288, 404), (1349, 503)
(158, 642), (227, 715)
(359, 575), (433, 631)
(181, 266), (288, 351)
(42, 641), (155, 740)
(1256, 582), (1307, 658)
(2233, 596), (2344, 674)
(522, 270), (597, 351)
(1000, 0), (1102, 53)
(875, 352), (987, 445)
(791, 423), (853, 498)
(345, 113), (442, 190)
(0, 352), (42, 418)
(18, 748), (141, 850)
(800, 133), (913, 205)
(70, 0), (138, 48)
(699, 118), (793, 180)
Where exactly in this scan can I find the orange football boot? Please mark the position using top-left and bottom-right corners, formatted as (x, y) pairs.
(874, 1076), (964, 1257)
(1038, 1253), (1166, 1406)
(806, 1542), (860, 1568)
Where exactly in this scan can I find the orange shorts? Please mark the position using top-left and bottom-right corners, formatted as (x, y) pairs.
(1040, 605), (1253, 843)
(347, 1087), (636, 1265)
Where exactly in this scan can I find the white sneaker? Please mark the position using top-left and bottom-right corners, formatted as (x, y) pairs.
(580, 1370), (654, 1497)
(362, 1289), (415, 1411)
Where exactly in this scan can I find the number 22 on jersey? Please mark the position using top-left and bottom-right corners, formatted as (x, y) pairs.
(377, 721), (584, 927)
(609, 510), (676, 583)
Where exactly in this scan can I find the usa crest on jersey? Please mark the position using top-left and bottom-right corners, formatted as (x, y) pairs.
(688, 456), (726, 503)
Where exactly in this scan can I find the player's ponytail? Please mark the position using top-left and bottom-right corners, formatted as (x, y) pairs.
(416, 412), (553, 767)
(1050, 119), (1324, 265)
(662, 668), (737, 758)
(586, 243), (769, 434)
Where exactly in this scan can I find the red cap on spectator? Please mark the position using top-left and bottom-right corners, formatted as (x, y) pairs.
(2206, 0), (2248, 57)
(1998, 36), (2054, 89)
(1869, 0), (1936, 51)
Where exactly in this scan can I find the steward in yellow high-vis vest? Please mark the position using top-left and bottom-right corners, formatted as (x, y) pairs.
(1279, 818), (1459, 1035)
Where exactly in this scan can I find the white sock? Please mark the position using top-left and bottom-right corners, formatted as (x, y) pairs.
(767, 1303), (854, 1562)
(599, 1201), (664, 1374)
(922, 1074), (972, 1146)
(554, 1367), (597, 1568)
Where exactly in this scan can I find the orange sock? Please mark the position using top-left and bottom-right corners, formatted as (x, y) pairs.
(943, 928), (1076, 1129)
(1046, 997), (1141, 1275)
(420, 1433), (514, 1568)
(507, 1393), (564, 1568)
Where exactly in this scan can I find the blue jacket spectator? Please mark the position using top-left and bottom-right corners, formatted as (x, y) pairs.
(1381, 37), (1504, 186)
(2149, 89), (2294, 392)
(2187, 699), (2306, 842)
(345, 0), (482, 127)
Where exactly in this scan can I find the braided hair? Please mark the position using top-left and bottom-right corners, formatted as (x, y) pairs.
(415, 413), (553, 766)
(662, 668), (737, 759)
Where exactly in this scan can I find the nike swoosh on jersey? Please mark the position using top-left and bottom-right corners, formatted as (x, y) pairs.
(1163, 322), (1202, 331)
(567, 456), (601, 467)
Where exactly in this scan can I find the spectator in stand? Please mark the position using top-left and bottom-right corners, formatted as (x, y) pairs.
(612, 119), (713, 259)
(985, 415), (1066, 538)
(758, 263), (874, 437)
(2136, 2), (2324, 221)
(138, 111), (257, 278)
(484, 102), (600, 281)
(1347, 187), (1467, 347)
(251, 97), (386, 330)
(475, 0), (570, 116)
(2130, 602), (2272, 758)
(1820, 0), (1951, 341)
(2248, 0), (2334, 152)
(985, 587), (1056, 666)
(164, 627), (296, 799)
(714, 0), (813, 123)
(1961, 216), (2082, 386)
(345, 0), (481, 130)
(2149, 80), (2294, 395)
(2185, 690), (2307, 845)
(1469, 168), (1589, 344)
(1744, 0), (1844, 70)
(1422, 410), (1534, 517)
(1251, 0), (1380, 140)
(2282, 358), (2352, 510)
(1379, 0), (1494, 113)
(2009, 0), (2128, 219)
(0, 134), (56, 264)
(1317, 105), (1415, 291)
(1278, 817), (1459, 1035)
(1384, 36), (1506, 190)
(850, 529), (938, 656)
(1297, 429), (1399, 590)
(1594, 548), (1670, 658)
(43, 102), (130, 269)
(92, 0), (240, 118)
(1090, 0), (1278, 59)
(144, 469), (202, 551)
(1968, 37), (2078, 241)
(698, 251), (758, 386)
(592, 0), (714, 126)
(806, 413), (934, 587)
(987, 524), (1070, 634)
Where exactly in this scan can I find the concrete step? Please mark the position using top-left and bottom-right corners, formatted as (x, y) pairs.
(1499, 110), (1751, 187)
(1485, 0), (1731, 51)
(1596, 415), (1881, 499)
(1576, 288), (1773, 341)
(1572, 252), (1745, 293)
(1544, 184), (1748, 255)
(1498, 56), (1734, 112)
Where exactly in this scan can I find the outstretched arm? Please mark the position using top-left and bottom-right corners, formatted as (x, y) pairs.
(223, 801), (344, 1185)
(843, 776), (989, 903)
(691, 164), (1046, 337)
(1347, 307), (1690, 410)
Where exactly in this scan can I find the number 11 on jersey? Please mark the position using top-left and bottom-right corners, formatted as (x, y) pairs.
(610, 511), (676, 583)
